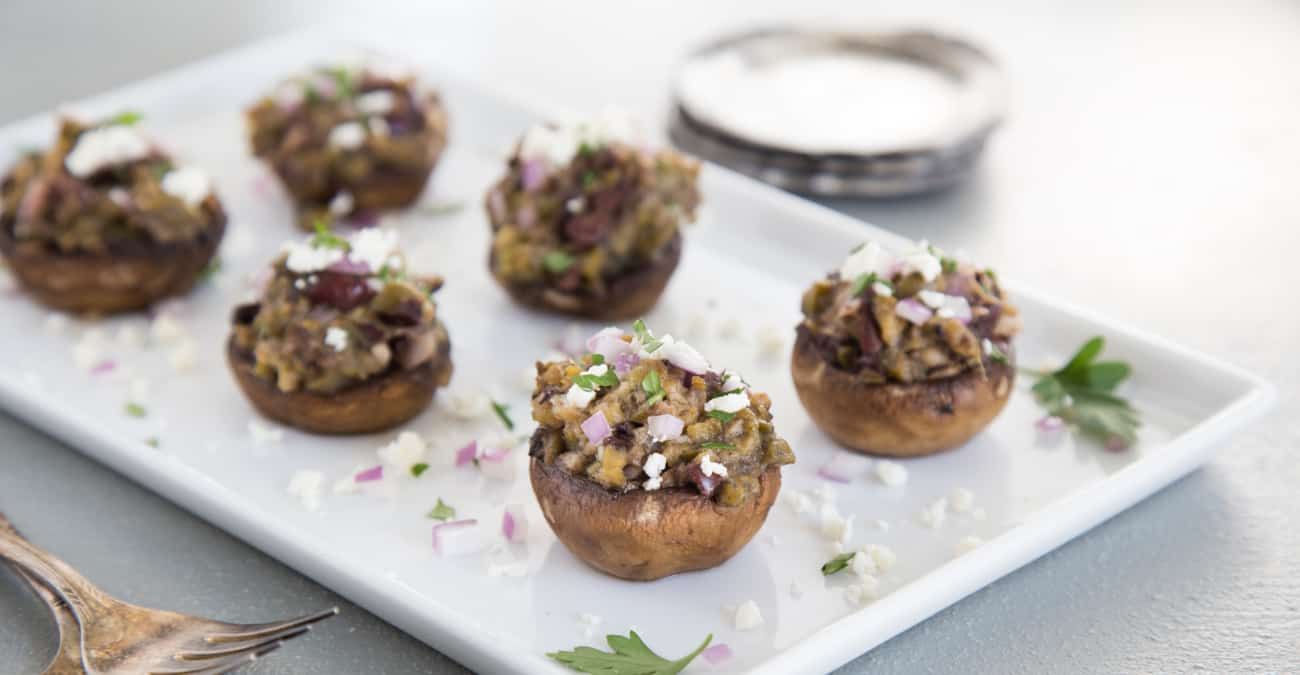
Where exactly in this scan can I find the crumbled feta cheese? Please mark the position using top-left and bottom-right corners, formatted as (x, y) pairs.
(64, 124), (150, 177)
(920, 497), (949, 529)
(286, 470), (325, 511)
(160, 166), (212, 207)
(324, 327), (349, 352)
(328, 191), (354, 216)
(844, 575), (881, 606)
(864, 544), (897, 573)
(446, 391), (491, 420)
(849, 551), (877, 577)
(899, 240), (942, 282)
(871, 282), (893, 297)
(519, 106), (641, 167)
(578, 612), (603, 639)
(150, 314), (186, 345)
(329, 121), (366, 149)
(168, 339), (197, 373)
(954, 535), (984, 557)
(717, 317), (742, 340)
(107, 187), (130, 207)
(644, 452), (667, 479)
(874, 460), (908, 487)
(368, 116), (390, 137)
(917, 289), (947, 309)
(248, 419), (285, 445)
(811, 483), (837, 504)
(44, 313), (69, 335)
(72, 329), (105, 370)
(347, 228), (398, 272)
(949, 487), (975, 513)
(565, 384), (596, 409)
(699, 454), (728, 478)
(756, 324), (784, 359)
(785, 490), (815, 515)
(332, 473), (360, 495)
(720, 372), (747, 394)
(820, 505), (853, 546)
(733, 600), (763, 631)
(972, 507), (988, 521)
(936, 295), (971, 321)
(839, 241), (895, 281)
(355, 89), (396, 115)
(704, 390), (749, 414)
(377, 431), (426, 473)
(649, 335), (711, 374)
(564, 196), (585, 214)
(116, 324), (144, 348)
(789, 580), (804, 599)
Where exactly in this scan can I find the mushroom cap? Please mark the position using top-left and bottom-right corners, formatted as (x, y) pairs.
(0, 212), (225, 314)
(493, 231), (681, 321)
(225, 321), (452, 435)
(791, 326), (1014, 457)
(529, 450), (782, 581)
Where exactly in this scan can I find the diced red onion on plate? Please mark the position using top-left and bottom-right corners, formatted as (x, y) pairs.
(895, 298), (933, 325)
(1035, 415), (1065, 432)
(581, 410), (611, 445)
(817, 451), (867, 483)
(478, 447), (515, 481)
(646, 414), (684, 442)
(432, 519), (484, 556)
(355, 465), (384, 482)
(90, 360), (117, 375)
(520, 159), (547, 191)
(502, 504), (528, 542)
(702, 643), (733, 665)
(516, 204), (536, 229)
(454, 440), (478, 467)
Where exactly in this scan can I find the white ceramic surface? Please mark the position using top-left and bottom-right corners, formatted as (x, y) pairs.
(0, 31), (1274, 674)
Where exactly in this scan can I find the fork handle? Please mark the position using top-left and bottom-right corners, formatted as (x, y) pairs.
(0, 511), (114, 619)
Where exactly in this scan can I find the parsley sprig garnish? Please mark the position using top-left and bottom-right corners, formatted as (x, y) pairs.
(707, 410), (735, 423)
(543, 251), (574, 273)
(850, 272), (890, 296)
(632, 319), (662, 353)
(822, 551), (855, 575)
(1028, 336), (1140, 448)
(410, 463), (430, 477)
(699, 441), (734, 450)
(102, 110), (143, 127)
(640, 369), (665, 408)
(548, 631), (711, 675)
(427, 498), (455, 521)
(312, 220), (349, 250)
(124, 402), (147, 418)
(491, 399), (514, 430)
(575, 366), (619, 392)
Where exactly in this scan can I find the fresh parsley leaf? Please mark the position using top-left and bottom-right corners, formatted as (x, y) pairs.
(632, 319), (663, 353)
(707, 388), (744, 401)
(328, 66), (354, 99)
(984, 339), (1009, 365)
(1029, 336), (1140, 447)
(427, 498), (455, 521)
(581, 171), (598, 189)
(575, 367), (619, 392)
(543, 251), (575, 274)
(589, 353), (606, 365)
(411, 463), (430, 477)
(850, 272), (879, 296)
(577, 141), (596, 157)
(821, 551), (855, 575)
(491, 400), (514, 430)
(699, 441), (734, 450)
(640, 369), (665, 408)
(102, 110), (143, 127)
(548, 630), (711, 675)
(849, 242), (866, 254)
(940, 257), (958, 274)
(707, 410), (735, 423)
(199, 257), (223, 283)
(312, 220), (349, 250)
(144, 437), (160, 449)
(125, 402), (147, 418)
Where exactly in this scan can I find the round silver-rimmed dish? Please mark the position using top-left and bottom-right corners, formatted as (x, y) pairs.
(670, 28), (1006, 197)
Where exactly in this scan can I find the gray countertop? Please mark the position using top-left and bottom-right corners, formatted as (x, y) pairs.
(2, 1), (1297, 673)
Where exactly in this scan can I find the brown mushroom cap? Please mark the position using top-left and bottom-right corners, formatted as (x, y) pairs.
(791, 327), (1014, 457)
(0, 215), (225, 315)
(530, 452), (782, 581)
(493, 231), (681, 321)
(225, 322), (452, 435)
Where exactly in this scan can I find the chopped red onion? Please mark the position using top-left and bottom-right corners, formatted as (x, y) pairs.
(454, 440), (478, 467)
(702, 643), (733, 665)
(520, 159), (547, 191)
(646, 414), (684, 442)
(817, 451), (866, 483)
(945, 273), (974, 296)
(90, 360), (117, 375)
(587, 327), (636, 365)
(1035, 415), (1066, 432)
(327, 258), (372, 276)
(502, 504), (528, 542)
(516, 203), (536, 229)
(581, 410), (612, 445)
(487, 189), (507, 222)
(895, 298), (933, 325)
(355, 465), (383, 482)
(252, 173), (274, 198)
(478, 447), (516, 481)
(613, 351), (640, 375)
(816, 466), (852, 484)
(432, 519), (483, 556)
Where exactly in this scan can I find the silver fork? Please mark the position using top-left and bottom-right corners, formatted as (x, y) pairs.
(0, 511), (338, 674)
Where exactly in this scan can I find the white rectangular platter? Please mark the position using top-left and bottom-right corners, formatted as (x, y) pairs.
(0, 29), (1275, 674)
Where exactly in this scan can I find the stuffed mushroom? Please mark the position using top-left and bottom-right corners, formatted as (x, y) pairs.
(486, 108), (700, 320)
(228, 226), (452, 434)
(246, 60), (448, 230)
(792, 239), (1021, 457)
(529, 322), (794, 580)
(0, 116), (225, 313)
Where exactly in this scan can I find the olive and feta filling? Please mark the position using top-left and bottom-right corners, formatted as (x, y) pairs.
(486, 107), (701, 298)
(529, 321), (794, 506)
(231, 225), (447, 394)
(1, 117), (222, 254)
(799, 239), (1020, 383)
(246, 61), (448, 228)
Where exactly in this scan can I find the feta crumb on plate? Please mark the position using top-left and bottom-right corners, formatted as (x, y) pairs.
(954, 535), (984, 557)
(150, 314), (186, 345)
(864, 544), (897, 572)
(874, 459), (908, 487)
(844, 575), (881, 606)
(248, 419), (285, 445)
(72, 329), (105, 370)
(44, 313), (69, 335)
(168, 339), (198, 372)
(377, 430), (427, 473)
(286, 470), (324, 511)
(732, 600), (764, 631)
(446, 391), (492, 420)
(578, 612), (603, 638)
(949, 487), (975, 513)
(919, 497), (949, 529)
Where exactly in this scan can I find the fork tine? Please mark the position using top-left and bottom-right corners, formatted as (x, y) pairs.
(205, 606), (339, 643)
(174, 624), (310, 661)
(149, 640), (285, 675)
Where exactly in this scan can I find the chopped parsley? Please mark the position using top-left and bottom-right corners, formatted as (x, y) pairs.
(575, 367), (619, 392)
(581, 170), (598, 189)
(124, 402), (147, 418)
(640, 369), (665, 408)
(707, 387), (744, 401)
(940, 256), (958, 274)
(699, 441), (734, 450)
(542, 251), (575, 274)
(1029, 336), (1140, 448)
(548, 630), (711, 675)
(850, 272), (888, 296)
(312, 220), (349, 250)
(427, 498), (455, 521)
(577, 141), (597, 157)
(632, 319), (662, 352)
(707, 410), (735, 423)
(144, 437), (160, 449)
(102, 110), (143, 127)
(985, 340), (1010, 365)
(199, 257), (223, 283)
(327, 66), (354, 99)
(491, 400), (514, 430)
(410, 463), (430, 477)
(821, 551), (855, 575)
